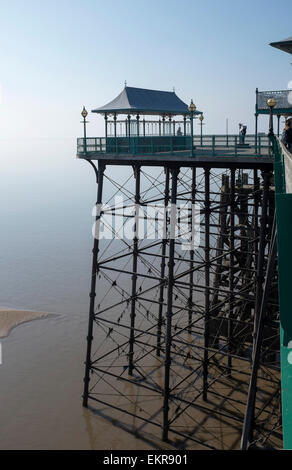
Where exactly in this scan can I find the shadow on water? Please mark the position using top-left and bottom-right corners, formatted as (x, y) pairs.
(84, 405), (175, 451)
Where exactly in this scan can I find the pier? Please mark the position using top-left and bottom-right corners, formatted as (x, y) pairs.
(77, 82), (291, 449)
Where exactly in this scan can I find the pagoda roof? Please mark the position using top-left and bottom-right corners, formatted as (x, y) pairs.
(270, 36), (292, 55)
(92, 86), (202, 116)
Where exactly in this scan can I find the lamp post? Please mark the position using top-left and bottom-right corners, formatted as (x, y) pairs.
(199, 114), (204, 145)
(267, 97), (276, 137)
(81, 106), (88, 153)
(189, 100), (196, 156)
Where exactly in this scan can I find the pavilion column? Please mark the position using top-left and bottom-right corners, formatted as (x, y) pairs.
(162, 116), (166, 136)
(169, 116), (172, 136)
(183, 115), (186, 136)
(136, 114), (140, 137)
(114, 113), (117, 153)
(159, 119), (161, 136)
(113, 113), (117, 137)
(128, 114), (131, 152)
(105, 113), (108, 139)
(173, 119), (175, 136)
(143, 118), (146, 137)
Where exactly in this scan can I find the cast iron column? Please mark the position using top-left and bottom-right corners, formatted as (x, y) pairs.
(228, 169), (235, 373)
(253, 171), (271, 342)
(105, 114), (108, 139)
(255, 113), (258, 152)
(83, 160), (106, 407)
(128, 114), (131, 152)
(241, 215), (277, 450)
(203, 167), (210, 401)
(128, 165), (141, 375)
(114, 113), (117, 153)
(188, 167), (196, 333)
(113, 113), (117, 137)
(157, 167), (170, 356)
(162, 166), (179, 441)
(268, 106), (275, 137)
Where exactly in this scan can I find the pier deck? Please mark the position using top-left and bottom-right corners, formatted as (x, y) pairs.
(77, 135), (273, 169)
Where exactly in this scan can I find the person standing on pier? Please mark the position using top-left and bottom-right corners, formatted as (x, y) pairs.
(241, 125), (247, 144)
(281, 118), (292, 152)
(239, 124), (247, 144)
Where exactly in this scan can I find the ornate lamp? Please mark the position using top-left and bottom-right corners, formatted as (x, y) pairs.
(188, 100), (196, 113)
(81, 106), (88, 119)
(267, 98), (276, 137)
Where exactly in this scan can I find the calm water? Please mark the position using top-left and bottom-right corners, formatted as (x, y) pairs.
(0, 142), (156, 450)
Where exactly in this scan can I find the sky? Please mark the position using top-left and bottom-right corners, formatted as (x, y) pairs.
(0, 0), (291, 172)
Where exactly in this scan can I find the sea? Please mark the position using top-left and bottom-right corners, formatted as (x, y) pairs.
(0, 138), (155, 450)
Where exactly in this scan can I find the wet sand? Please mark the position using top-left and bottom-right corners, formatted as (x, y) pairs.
(0, 306), (162, 450)
(0, 309), (50, 338)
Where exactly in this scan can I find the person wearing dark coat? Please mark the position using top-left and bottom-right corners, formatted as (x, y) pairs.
(281, 118), (292, 152)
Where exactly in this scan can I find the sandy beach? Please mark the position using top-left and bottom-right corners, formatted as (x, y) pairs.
(0, 309), (50, 338)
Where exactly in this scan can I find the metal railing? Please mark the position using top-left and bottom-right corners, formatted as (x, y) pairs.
(77, 136), (191, 155)
(257, 89), (292, 111)
(77, 134), (271, 157)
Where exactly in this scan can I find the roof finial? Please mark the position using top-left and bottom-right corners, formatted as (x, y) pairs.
(124, 80), (127, 87)
(173, 86), (175, 93)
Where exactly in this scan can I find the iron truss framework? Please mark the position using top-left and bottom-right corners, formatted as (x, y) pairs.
(81, 158), (282, 450)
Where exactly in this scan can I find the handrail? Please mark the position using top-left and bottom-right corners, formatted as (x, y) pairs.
(272, 135), (292, 450)
(77, 134), (271, 157)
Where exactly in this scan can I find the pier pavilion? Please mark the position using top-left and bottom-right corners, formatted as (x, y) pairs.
(254, 36), (292, 141)
(79, 86), (202, 155)
(255, 87), (292, 140)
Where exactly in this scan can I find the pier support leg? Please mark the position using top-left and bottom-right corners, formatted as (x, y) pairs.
(241, 215), (277, 450)
(162, 167), (179, 442)
(83, 161), (106, 408)
(253, 171), (271, 342)
(157, 167), (170, 356)
(210, 174), (229, 349)
(129, 165), (141, 376)
(227, 169), (235, 373)
(188, 167), (196, 333)
(203, 167), (210, 401)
